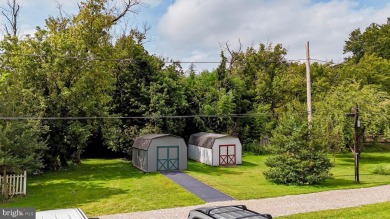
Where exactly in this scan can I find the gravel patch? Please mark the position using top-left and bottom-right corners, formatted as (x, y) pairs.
(99, 185), (390, 219)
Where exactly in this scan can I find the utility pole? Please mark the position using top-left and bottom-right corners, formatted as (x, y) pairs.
(354, 105), (360, 183)
(347, 105), (360, 183)
(305, 41), (312, 124)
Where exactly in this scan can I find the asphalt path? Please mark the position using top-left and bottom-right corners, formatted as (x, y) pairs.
(161, 170), (235, 202)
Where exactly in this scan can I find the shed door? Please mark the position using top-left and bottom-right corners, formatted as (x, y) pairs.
(157, 146), (179, 171)
(219, 145), (236, 165)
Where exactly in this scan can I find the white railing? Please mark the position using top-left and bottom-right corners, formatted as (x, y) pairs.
(0, 171), (27, 196)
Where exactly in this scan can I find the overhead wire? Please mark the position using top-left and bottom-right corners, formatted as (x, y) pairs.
(0, 52), (366, 121)
(0, 113), (273, 121)
(0, 110), (382, 121)
(0, 52), (334, 65)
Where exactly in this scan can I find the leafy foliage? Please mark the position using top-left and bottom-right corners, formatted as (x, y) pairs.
(264, 104), (332, 185)
(338, 54), (390, 94)
(313, 82), (390, 153)
(0, 1), (389, 181)
(344, 18), (390, 62)
(371, 165), (390, 175)
(0, 40), (47, 198)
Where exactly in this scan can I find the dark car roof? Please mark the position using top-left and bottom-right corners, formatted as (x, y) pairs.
(191, 205), (272, 219)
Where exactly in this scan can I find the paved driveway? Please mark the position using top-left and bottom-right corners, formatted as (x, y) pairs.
(99, 185), (390, 219)
(161, 171), (235, 202)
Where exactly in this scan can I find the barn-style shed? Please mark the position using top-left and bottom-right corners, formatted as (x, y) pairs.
(188, 132), (242, 166)
(132, 134), (187, 172)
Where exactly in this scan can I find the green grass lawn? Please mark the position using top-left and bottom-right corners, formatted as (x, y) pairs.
(1, 152), (389, 217)
(277, 201), (390, 218)
(185, 152), (390, 199)
(0, 159), (203, 217)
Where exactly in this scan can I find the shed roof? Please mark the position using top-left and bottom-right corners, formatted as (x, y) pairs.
(188, 132), (229, 149)
(132, 134), (178, 150)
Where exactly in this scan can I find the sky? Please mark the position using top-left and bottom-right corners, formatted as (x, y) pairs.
(1, 0), (390, 71)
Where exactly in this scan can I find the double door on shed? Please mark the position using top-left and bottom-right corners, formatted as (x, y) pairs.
(219, 144), (236, 165)
(157, 146), (179, 171)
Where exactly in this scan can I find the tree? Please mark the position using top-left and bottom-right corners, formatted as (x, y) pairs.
(313, 82), (390, 153)
(264, 103), (332, 185)
(272, 62), (306, 104)
(0, 44), (46, 199)
(181, 64), (205, 138)
(241, 103), (273, 154)
(1, 0), (142, 169)
(227, 43), (287, 146)
(1, 0), (20, 37)
(110, 33), (170, 155)
(185, 69), (217, 132)
(146, 63), (188, 135)
(344, 18), (390, 62)
(228, 43), (287, 111)
(184, 44), (287, 147)
(35, 12), (114, 166)
(338, 54), (390, 94)
(0, 121), (46, 199)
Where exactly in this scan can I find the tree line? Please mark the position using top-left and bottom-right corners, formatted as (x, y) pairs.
(0, 0), (389, 181)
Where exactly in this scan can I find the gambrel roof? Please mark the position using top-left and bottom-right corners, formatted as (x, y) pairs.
(132, 134), (177, 150)
(188, 132), (229, 149)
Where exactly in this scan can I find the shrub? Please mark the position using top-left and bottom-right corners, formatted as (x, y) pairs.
(371, 166), (390, 175)
(244, 140), (273, 155)
(263, 107), (332, 185)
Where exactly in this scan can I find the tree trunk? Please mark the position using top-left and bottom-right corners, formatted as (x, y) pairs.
(59, 154), (68, 168)
(2, 168), (9, 199)
(72, 150), (81, 164)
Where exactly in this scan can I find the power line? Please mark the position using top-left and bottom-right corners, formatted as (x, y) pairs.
(311, 58), (329, 63)
(0, 110), (383, 121)
(0, 52), (135, 62)
(165, 61), (222, 64)
(0, 52), (334, 65)
(0, 113), (274, 121)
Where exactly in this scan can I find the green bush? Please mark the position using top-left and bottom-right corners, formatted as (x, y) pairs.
(263, 106), (332, 185)
(371, 165), (390, 175)
(264, 151), (333, 185)
(244, 140), (273, 155)
(362, 143), (390, 152)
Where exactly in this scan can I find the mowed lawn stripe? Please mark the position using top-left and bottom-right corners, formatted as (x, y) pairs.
(185, 152), (390, 200)
(1, 159), (203, 216)
(2, 152), (390, 217)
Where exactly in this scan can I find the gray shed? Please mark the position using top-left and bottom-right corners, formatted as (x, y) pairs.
(132, 134), (187, 172)
(188, 132), (242, 166)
